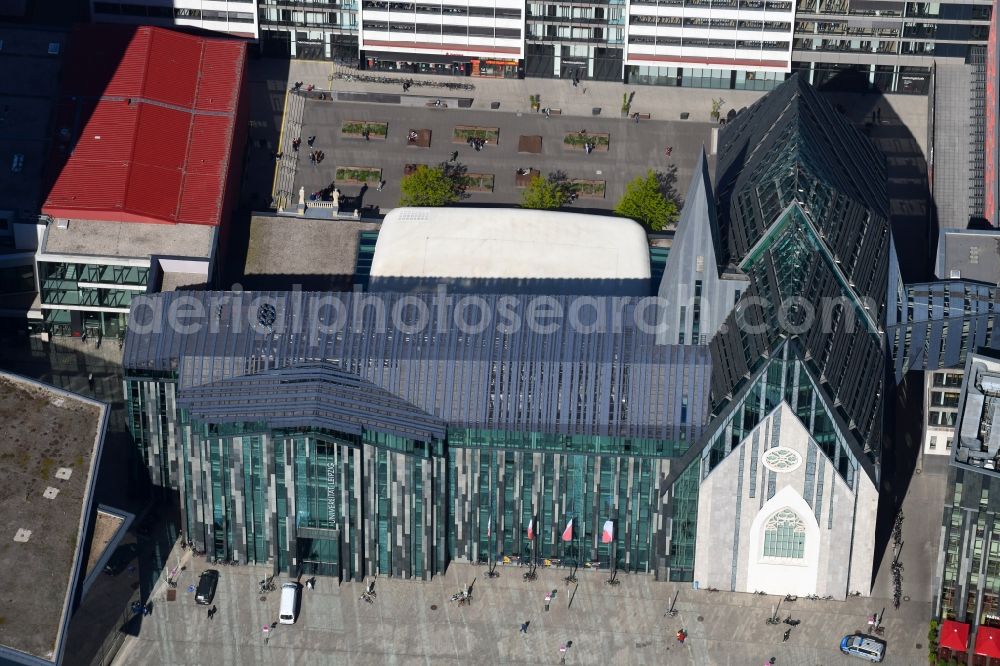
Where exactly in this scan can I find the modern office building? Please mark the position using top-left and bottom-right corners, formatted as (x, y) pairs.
(251, 0), (989, 91)
(626, 0), (991, 92)
(523, 3), (626, 81)
(0, 371), (108, 666)
(987, 0), (999, 227)
(625, 0), (796, 77)
(257, 0), (359, 60)
(90, 0), (259, 39)
(0, 25), (68, 328)
(935, 349), (1000, 660)
(359, 0), (525, 77)
(36, 24), (247, 338)
(924, 369), (963, 455)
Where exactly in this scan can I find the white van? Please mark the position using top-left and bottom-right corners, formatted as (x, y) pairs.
(279, 582), (301, 625)
(840, 634), (886, 662)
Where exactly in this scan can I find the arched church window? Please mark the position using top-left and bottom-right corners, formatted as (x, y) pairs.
(762, 508), (806, 558)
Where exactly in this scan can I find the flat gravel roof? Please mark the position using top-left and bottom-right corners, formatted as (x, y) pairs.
(41, 218), (215, 261)
(0, 374), (103, 662)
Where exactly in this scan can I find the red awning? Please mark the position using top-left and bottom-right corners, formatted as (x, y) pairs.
(976, 626), (1000, 658)
(940, 620), (970, 652)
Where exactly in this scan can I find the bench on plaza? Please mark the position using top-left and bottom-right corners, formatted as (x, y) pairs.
(636, 113), (651, 120)
(548, 108), (562, 116)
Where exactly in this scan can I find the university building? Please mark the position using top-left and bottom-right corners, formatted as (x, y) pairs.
(124, 74), (912, 594)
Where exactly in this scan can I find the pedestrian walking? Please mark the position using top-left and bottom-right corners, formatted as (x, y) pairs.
(782, 628), (791, 642)
(87, 373), (94, 390)
(877, 106), (882, 121)
(377, 179), (385, 192)
(520, 621), (530, 634)
(871, 110), (876, 123)
(676, 628), (687, 644)
(307, 136), (316, 147)
(450, 150), (458, 162)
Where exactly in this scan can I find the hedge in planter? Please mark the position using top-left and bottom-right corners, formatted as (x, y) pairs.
(563, 133), (610, 150)
(341, 121), (388, 138)
(335, 167), (382, 184)
(453, 126), (500, 144)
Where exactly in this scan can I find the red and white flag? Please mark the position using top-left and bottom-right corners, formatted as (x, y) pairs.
(602, 520), (614, 544)
(562, 519), (574, 542)
(527, 517), (535, 541)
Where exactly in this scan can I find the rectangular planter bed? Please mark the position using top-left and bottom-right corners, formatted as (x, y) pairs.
(462, 173), (495, 193)
(515, 168), (541, 188)
(453, 126), (500, 145)
(518, 135), (542, 154)
(335, 167), (382, 184)
(563, 132), (610, 151)
(341, 121), (388, 140)
(407, 129), (432, 148)
(571, 179), (606, 199)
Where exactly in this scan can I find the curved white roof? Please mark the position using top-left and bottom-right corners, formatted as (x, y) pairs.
(370, 208), (651, 280)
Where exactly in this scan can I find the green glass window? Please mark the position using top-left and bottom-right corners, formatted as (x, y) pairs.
(762, 508), (806, 558)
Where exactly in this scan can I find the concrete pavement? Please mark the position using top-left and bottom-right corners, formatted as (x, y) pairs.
(275, 59), (929, 159)
(117, 553), (929, 666)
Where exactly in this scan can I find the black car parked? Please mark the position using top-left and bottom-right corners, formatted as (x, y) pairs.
(196, 569), (219, 605)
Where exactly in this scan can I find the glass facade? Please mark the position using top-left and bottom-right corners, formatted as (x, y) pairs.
(125, 371), (689, 580)
(39, 260), (147, 337)
(938, 467), (1000, 627)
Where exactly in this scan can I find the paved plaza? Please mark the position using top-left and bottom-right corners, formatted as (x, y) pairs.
(272, 95), (716, 216)
(114, 551), (930, 666)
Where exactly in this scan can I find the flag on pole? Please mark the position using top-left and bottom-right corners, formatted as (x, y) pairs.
(487, 516), (492, 539)
(602, 520), (614, 544)
(562, 519), (574, 542)
(527, 517), (535, 541)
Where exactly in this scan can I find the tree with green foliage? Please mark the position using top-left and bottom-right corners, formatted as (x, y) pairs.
(399, 164), (463, 207)
(615, 169), (679, 231)
(521, 174), (573, 209)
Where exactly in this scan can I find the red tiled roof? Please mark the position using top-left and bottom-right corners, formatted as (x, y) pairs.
(976, 626), (1000, 658)
(43, 25), (245, 226)
(940, 620), (970, 653)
